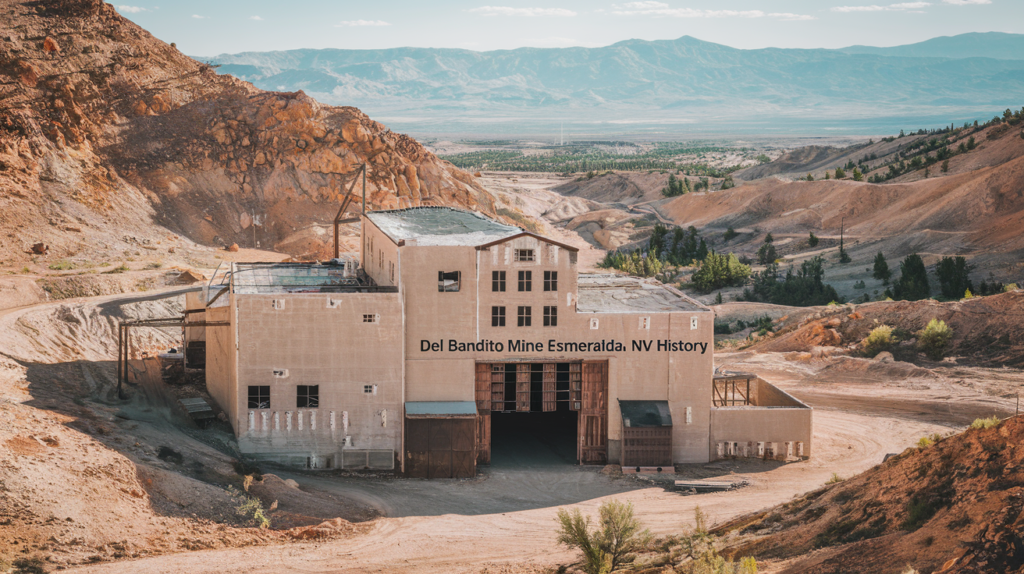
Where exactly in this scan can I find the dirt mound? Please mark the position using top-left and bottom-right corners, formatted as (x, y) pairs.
(0, 0), (495, 264)
(750, 291), (1024, 366)
(717, 416), (1024, 574)
(553, 171), (684, 206)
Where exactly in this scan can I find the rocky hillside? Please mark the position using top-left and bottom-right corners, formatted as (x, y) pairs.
(0, 0), (494, 263)
(716, 415), (1024, 574)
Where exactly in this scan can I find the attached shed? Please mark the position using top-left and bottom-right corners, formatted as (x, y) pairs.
(404, 401), (478, 478)
(619, 400), (673, 468)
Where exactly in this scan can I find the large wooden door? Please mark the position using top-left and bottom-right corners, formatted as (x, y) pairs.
(405, 417), (477, 478)
(578, 361), (608, 464)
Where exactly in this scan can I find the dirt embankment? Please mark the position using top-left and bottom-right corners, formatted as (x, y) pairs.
(748, 291), (1024, 367)
(716, 416), (1024, 574)
(0, 0), (496, 266)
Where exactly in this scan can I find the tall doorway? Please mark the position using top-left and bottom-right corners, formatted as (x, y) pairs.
(475, 361), (607, 466)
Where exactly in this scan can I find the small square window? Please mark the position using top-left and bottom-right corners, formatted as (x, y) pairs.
(438, 271), (461, 292)
(492, 306), (506, 327)
(590, 317), (599, 330)
(363, 313), (378, 323)
(518, 306), (532, 327)
(363, 384), (377, 395)
(639, 317), (650, 330)
(297, 385), (319, 408)
(248, 385), (270, 409)
(518, 270), (532, 292)
(543, 305), (557, 327)
(271, 299), (285, 310)
(492, 270), (506, 292)
(544, 271), (558, 292)
(514, 249), (534, 262)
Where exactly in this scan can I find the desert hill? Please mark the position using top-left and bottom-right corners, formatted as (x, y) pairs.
(0, 0), (493, 264)
(716, 415), (1024, 574)
(839, 31), (1024, 61)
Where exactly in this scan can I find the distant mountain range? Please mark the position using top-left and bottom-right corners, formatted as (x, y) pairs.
(201, 33), (1024, 136)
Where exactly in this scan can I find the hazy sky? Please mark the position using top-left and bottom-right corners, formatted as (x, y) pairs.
(112, 0), (1017, 56)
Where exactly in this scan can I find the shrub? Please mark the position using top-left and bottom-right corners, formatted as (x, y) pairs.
(105, 263), (130, 274)
(917, 318), (953, 360)
(146, 261), (163, 269)
(714, 322), (732, 335)
(556, 500), (651, 574)
(826, 473), (845, 484)
(917, 436), (933, 448)
(679, 507), (757, 574)
(854, 280), (866, 289)
(808, 232), (819, 247)
(970, 416), (1001, 430)
(714, 291), (723, 305)
(48, 259), (74, 270)
(1006, 283), (1019, 292)
(12, 556), (47, 574)
(862, 325), (894, 357)
(723, 227), (738, 241)
(229, 480), (271, 529)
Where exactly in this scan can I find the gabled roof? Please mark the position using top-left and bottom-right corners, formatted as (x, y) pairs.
(474, 231), (580, 253)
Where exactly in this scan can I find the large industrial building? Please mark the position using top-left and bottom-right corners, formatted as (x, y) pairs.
(187, 207), (811, 477)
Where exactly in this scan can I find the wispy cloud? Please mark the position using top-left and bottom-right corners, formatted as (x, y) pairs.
(943, 0), (991, 4)
(334, 19), (391, 27)
(250, 15), (263, 20)
(831, 2), (930, 12)
(116, 5), (146, 13)
(610, 4), (815, 20)
(469, 6), (578, 17)
(191, 14), (207, 19)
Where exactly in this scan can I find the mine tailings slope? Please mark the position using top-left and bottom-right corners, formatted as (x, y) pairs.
(715, 416), (1024, 574)
(657, 125), (1024, 274)
(752, 291), (1024, 367)
(0, 0), (495, 263)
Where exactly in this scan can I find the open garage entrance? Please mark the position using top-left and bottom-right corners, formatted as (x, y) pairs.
(475, 361), (608, 466)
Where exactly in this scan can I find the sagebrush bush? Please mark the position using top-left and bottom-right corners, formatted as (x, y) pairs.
(556, 499), (651, 574)
(917, 318), (953, 360)
(970, 416), (1001, 430)
(862, 325), (894, 357)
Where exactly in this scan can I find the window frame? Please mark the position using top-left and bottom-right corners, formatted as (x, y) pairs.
(518, 270), (532, 292)
(544, 270), (558, 292)
(517, 305), (532, 327)
(491, 306), (506, 327)
(248, 385), (270, 410)
(438, 270), (461, 292)
(543, 305), (557, 327)
(514, 249), (535, 262)
(296, 384), (319, 408)
(492, 270), (506, 292)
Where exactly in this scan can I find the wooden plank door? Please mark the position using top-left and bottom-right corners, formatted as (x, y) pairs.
(427, 419), (453, 478)
(490, 365), (505, 412)
(542, 363), (556, 411)
(475, 363), (491, 413)
(516, 364), (531, 412)
(476, 413), (491, 465)
(578, 361), (608, 464)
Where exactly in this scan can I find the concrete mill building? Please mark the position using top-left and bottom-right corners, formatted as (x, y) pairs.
(187, 207), (812, 478)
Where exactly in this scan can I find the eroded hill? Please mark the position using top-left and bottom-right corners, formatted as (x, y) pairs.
(0, 0), (494, 263)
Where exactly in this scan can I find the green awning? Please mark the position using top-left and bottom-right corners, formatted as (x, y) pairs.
(619, 400), (673, 428)
(405, 401), (478, 417)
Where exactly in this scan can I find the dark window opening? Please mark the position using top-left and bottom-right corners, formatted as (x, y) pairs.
(492, 270), (506, 292)
(297, 385), (319, 408)
(544, 271), (558, 292)
(515, 249), (535, 262)
(438, 271), (461, 292)
(492, 306), (506, 327)
(518, 306), (532, 327)
(543, 305), (557, 327)
(518, 270), (532, 292)
(248, 385), (270, 409)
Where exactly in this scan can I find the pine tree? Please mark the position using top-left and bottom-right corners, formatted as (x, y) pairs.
(941, 159), (949, 173)
(808, 232), (819, 247)
(892, 254), (930, 301)
(872, 252), (891, 284)
(853, 168), (863, 182)
(824, 171), (831, 180)
(835, 167), (846, 179)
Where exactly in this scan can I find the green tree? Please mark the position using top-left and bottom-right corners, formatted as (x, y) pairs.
(936, 256), (974, 300)
(692, 251), (751, 293)
(806, 173), (814, 181)
(872, 252), (891, 284)
(764, 232), (774, 243)
(556, 500), (652, 574)
(941, 159), (950, 173)
(835, 167), (846, 179)
(756, 241), (778, 265)
(824, 171), (831, 180)
(853, 168), (864, 182)
(723, 226), (738, 241)
(892, 254), (930, 301)
(967, 136), (977, 150)
(742, 256), (840, 307)
(808, 232), (819, 247)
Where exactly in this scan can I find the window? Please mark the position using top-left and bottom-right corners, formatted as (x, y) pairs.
(492, 270), (506, 292)
(590, 317), (599, 330)
(518, 270), (532, 292)
(297, 385), (319, 408)
(389, 261), (395, 283)
(378, 249), (383, 269)
(248, 386), (270, 409)
(363, 313), (378, 323)
(518, 306), (532, 327)
(363, 384), (377, 395)
(492, 306), (506, 327)
(544, 271), (558, 292)
(514, 249), (534, 262)
(543, 305), (557, 327)
(438, 271), (461, 292)
(639, 317), (650, 330)
(271, 299), (285, 310)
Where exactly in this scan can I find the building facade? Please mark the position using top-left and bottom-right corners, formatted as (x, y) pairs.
(191, 207), (811, 476)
